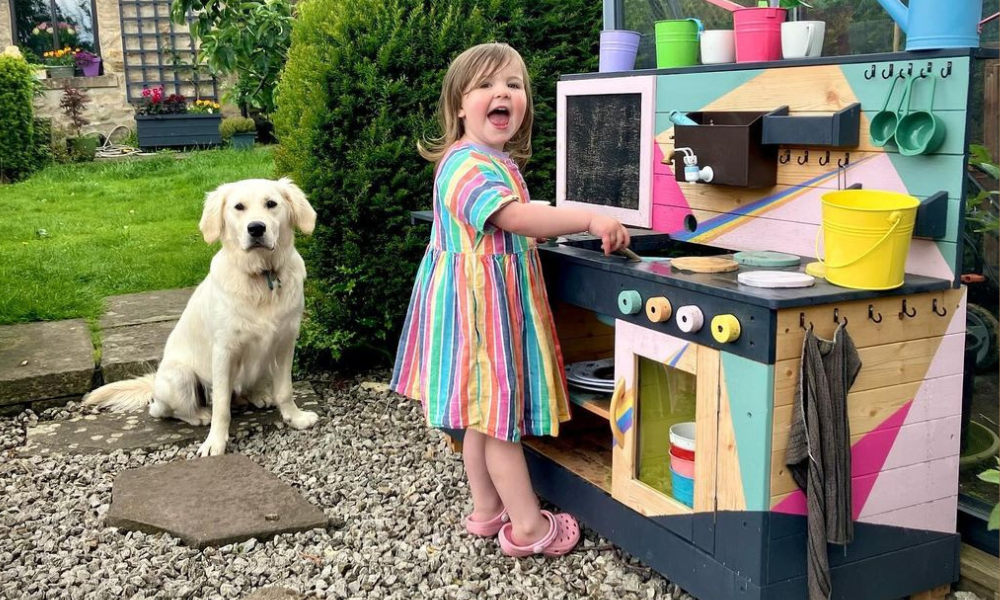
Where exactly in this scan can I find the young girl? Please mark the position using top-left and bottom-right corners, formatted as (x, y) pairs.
(391, 42), (630, 557)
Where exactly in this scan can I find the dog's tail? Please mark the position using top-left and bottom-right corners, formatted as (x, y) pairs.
(82, 373), (155, 412)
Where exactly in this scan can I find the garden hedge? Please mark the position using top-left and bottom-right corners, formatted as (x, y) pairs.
(0, 55), (42, 183)
(275, 0), (601, 365)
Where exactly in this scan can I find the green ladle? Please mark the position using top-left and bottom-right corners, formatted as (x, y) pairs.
(869, 74), (908, 148)
(896, 73), (946, 156)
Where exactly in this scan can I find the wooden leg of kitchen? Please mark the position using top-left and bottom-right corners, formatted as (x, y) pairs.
(446, 436), (463, 453)
(909, 584), (951, 600)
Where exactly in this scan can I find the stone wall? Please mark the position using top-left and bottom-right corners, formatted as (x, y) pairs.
(0, 1), (13, 48)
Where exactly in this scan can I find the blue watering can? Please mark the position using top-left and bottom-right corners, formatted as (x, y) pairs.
(875, 0), (988, 51)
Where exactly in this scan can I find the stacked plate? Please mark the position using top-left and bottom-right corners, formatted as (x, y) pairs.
(565, 358), (615, 393)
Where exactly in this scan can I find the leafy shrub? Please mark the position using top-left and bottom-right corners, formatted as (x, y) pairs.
(275, 0), (600, 365)
(220, 116), (256, 140)
(0, 55), (42, 183)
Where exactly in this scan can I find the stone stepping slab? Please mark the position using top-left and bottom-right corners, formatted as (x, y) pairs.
(105, 453), (328, 549)
(20, 382), (321, 456)
(0, 319), (95, 408)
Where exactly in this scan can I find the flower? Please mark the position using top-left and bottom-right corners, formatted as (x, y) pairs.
(134, 86), (188, 116)
(188, 99), (221, 114)
(43, 46), (79, 66)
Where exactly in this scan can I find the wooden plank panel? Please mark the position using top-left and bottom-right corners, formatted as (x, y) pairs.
(775, 288), (965, 361)
(651, 150), (966, 199)
(770, 416), (962, 496)
(694, 345), (719, 513)
(524, 436), (612, 493)
(770, 455), (960, 515)
(773, 333), (964, 406)
(864, 496), (958, 536)
(656, 109), (970, 156)
(772, 374), (964, 454)
(715, 370), (746, 511)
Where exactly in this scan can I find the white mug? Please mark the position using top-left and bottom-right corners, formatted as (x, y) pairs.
(781, 21), (825, 59)
(700, 30), (736, 64)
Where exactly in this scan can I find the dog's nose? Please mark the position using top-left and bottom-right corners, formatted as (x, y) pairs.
(247, 221), (266, 238)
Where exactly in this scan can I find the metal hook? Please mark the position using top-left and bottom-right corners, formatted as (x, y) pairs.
(868, 304), (883, 323)
(833, 308), (840, 323)
(779, 148), (791, 164)
(819, 151), (830, 166)
(797, 149), (810, 165)
(940, 61), (952, 78)
(932, 298), (948, 317)
(881, 63), (894, 79)
(799, 313), (813, 331)
(904, 62), (914, 77)
(837, 152), (851, 168)
(864, 64), (876, 80)
(899, 299), (917, 319)
(919, 61), (933, 78)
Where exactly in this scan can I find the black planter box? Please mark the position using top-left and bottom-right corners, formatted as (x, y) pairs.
(673, 108), (785, 188)
(135, 113), (222, 150)
(761, 103), (861, 147)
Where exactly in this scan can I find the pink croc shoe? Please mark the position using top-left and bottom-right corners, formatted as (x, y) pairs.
(497, 510), (581, 557)
(464, 509), (509, 537)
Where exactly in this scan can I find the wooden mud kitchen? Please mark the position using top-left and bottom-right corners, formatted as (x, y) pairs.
(511, 47), (996, 600)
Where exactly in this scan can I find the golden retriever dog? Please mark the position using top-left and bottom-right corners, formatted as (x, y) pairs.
(84, 178), (319, 456)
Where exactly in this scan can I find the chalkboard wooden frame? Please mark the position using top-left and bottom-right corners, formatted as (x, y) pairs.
(556, 76), (655, 228)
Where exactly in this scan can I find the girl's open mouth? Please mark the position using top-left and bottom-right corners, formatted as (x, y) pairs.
(488, 107), (510, 128)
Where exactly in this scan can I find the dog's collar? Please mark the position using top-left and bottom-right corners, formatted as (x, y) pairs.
(263, 270), (281, 291)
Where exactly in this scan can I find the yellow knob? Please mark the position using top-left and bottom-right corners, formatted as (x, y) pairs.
(645, 297), (672, 323)
(711, 314), (741, 343)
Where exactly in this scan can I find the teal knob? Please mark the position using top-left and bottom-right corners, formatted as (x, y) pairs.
(618, 290), (642, 315)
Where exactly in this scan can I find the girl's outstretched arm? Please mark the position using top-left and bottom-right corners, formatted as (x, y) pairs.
(489, 203), (631, 255)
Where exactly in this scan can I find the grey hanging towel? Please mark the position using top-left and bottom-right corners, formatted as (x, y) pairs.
(785, 321), (862, 600)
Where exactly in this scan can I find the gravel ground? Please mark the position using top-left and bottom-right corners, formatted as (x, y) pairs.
(0, 371), (684, 600)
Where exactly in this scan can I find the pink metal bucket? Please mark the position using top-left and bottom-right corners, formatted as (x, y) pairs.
(733, 7), (787, 62)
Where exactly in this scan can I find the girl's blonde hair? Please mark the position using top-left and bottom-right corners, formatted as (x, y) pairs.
(419, 42), (534, 167)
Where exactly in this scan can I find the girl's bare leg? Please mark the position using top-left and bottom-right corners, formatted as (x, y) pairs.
(463, 429), (504, 520)
(484, 436), (550, 544)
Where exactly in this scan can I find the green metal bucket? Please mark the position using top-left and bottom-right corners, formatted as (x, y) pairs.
(655, 19), (702, 68)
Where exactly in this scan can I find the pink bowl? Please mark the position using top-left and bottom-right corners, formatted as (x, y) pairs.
(670, 452), (695, 479)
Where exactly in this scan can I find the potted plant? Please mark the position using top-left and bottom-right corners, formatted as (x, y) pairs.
(220, 116), (257, 149)
(74, 50), (101, 77)
(133, 86), (222, 149)
(43, 46), (79, 78)
(59, 85), (98, 161)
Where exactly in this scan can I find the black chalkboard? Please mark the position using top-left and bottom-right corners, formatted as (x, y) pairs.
(565, 93), (642, 209)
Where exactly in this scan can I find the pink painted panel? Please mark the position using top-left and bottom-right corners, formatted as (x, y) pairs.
(925, 333), (967, 380)
(857, 456), (960, 518)
(651, 147), (690, 234)
(944, 289), (969, 336)
(854, 416), (961, 476)
(861, 496), (958, 534)
(901, 374), (964, 425)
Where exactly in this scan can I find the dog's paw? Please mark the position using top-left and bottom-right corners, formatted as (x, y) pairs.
(284, 409), (319, 430)
(197, 435), (228, 457)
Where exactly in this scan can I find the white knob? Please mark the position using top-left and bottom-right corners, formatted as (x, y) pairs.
(676, 305), (704, 333)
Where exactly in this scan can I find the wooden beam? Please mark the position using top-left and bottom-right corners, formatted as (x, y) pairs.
(957, 543), (1000, 600)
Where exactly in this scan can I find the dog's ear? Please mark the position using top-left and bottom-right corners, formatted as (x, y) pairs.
(199, 183), (230, 244)
(277, 177), (316, 235)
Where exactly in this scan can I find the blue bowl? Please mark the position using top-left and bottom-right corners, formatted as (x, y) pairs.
(670, 466), (694, 508)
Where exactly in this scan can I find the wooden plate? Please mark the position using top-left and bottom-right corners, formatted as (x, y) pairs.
(670, 256), (739, 273)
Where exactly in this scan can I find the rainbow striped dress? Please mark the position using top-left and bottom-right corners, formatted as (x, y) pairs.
(391, 141), (571, 442)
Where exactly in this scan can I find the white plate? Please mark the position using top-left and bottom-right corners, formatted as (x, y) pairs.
(566, 359), (615, 386)
(737, 270), (815, 289)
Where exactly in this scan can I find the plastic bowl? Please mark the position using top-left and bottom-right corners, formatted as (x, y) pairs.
(670, 467), (694, 508)
(669, 449), (695, 478)
(669, 422), (696, 452)
(670, 444), (695, 461)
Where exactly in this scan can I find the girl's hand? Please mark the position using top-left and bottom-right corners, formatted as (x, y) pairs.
(588, 215), (631, 255)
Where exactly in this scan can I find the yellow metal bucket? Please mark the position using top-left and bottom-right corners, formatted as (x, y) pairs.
(816, 190), (920, 290)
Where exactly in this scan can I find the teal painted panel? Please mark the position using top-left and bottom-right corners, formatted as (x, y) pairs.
(720, 354), (773, 512)
(840, 58), (971, 112)
(888, 152), (965, 201)
(656, 70), (764, 113)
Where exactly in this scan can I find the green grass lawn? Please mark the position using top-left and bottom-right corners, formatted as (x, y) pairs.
(0, 148), (276, 325)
